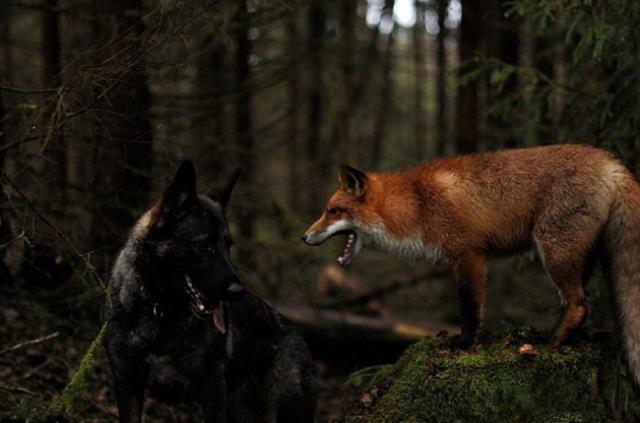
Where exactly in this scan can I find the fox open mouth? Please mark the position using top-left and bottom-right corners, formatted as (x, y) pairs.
(184, 275), (226, 333)
(336, 230), (358, 266)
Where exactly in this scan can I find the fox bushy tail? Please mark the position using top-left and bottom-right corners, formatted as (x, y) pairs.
(605, 176), (640, 386)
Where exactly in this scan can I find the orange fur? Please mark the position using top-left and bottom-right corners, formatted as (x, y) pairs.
(304, 145), (640, 378)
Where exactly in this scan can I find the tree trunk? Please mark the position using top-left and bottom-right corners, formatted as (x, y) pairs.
(534, 32), (554, 146)
(286, 11), (300, 210)
(195, 29), (227, 181)
(413, 0), (427, 159)
(349, 4), (385, 164)
(90, 0), (153, 252)
(40, 0), (66, 243)
(0, 6), (11, 275)
(370, 0), (396, 169)
(0, 60), (10, 273)
(233, 0), (255, 239)
(333, 0), (354, 161)
(487, 0), (519, 149)
(455, 0), (481, 154)
(305, 0), (325, 214)
(436, 0), (449, 156)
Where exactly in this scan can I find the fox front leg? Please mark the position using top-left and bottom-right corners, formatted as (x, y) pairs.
(452, 252), (487, 349)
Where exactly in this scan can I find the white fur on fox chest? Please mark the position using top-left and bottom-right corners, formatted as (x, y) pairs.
(362, 223), (444, 263)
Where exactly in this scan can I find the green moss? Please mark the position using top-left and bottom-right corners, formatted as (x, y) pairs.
(47, 322), (108, 421)
(345, 331), (640, 422)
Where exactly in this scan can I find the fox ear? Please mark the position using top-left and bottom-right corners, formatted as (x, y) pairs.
(338, 165), (367, 197)
(149, 160), (197, 226)
(208, 167), (242, 208)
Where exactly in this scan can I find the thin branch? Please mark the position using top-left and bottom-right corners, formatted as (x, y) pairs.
(0, 382), (37, 396)
(0, 174), (105, 288)
(0, 134), (45, 153)
(0, 85), (59, 94)
(0, 332), (59, 355)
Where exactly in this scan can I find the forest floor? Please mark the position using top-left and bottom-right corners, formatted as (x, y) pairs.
(0, 294), (363, 422)
(0, 250), (617, 422)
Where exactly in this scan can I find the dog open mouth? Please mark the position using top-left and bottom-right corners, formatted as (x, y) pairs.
(336, 230), (358, 266)
(184, 275), (226, 333)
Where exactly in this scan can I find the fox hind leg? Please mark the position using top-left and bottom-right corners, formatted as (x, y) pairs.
(534, 233), (597, 346)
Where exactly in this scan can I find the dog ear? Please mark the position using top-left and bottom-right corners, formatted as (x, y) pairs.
(149, 161), (197, 227)
(338, 165), (367, 197)
(165, 160), (197, 208)
(208, 167), (241, 208)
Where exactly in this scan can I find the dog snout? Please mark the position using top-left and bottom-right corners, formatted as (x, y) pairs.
(225, 280), (246, 301)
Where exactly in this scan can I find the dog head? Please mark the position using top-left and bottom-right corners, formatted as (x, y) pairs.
(137, 161), (245, 323)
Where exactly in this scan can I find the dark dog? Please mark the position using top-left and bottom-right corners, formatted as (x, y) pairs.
(103, 161), (316, 423)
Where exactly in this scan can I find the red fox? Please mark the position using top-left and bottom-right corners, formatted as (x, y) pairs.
(302, 144), (640, 384)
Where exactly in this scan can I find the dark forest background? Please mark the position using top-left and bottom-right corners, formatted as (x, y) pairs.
(1, 0), (640, 421)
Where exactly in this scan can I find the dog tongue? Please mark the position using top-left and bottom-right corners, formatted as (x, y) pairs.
(213, 305), (226, 334)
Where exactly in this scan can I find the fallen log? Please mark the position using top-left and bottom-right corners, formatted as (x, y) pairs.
(277, 304), (458, 343)
(316, 265), (451, 309)
(275, 303), (458, 368)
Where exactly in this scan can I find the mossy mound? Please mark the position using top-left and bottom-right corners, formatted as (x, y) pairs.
(345, 331), (639, 422)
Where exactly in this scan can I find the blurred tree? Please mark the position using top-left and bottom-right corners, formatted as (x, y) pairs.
(331, 0), (355, 162)
(533, 23), (555, 146)
(436, 0), (449, 156)
(495, 0), (640, 174)
(39, 0), (66, 248)
(286, 10), (300, 211)
(233, 0), (255, 239)
(455, 0), (481, 153)
(487, 0), (520, 148)
(370, 0), (396, 169)
(196, 23), (228, 181)
(304, 0), (325, 213)
(0, 66), (9, 276)
(90, 0), (153, 250)
(412, 0), (427, 159)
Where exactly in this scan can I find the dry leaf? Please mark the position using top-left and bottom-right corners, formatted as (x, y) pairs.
(518, 343), (537, 356)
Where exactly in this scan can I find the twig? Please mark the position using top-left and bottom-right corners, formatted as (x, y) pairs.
(0, 174), (107, 289)
(16, 358), (54, 381)
(0, 134), (46, 153)
(0, 85), (59, 94)
(0, 332), (59, 355)
(0, 382), (37, 396)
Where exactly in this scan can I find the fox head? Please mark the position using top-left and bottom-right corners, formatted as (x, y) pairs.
(302, 165), (376, 266)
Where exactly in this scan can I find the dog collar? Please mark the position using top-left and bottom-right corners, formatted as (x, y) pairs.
(140, 284), (165, 320)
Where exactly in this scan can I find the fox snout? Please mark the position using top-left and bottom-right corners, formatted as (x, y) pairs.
(301, 231), (326, 246)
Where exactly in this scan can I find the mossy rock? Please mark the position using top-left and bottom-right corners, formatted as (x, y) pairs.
(345, 331), (639, 422)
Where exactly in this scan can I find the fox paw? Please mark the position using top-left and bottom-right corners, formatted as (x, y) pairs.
(452, 334), (477, 351)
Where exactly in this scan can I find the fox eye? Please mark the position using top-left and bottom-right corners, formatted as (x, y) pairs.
(327, 207), (340, 217)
